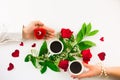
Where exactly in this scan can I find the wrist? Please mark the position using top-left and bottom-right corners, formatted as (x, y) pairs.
(98, 63), (109, 78)
(22, 25), (28, 39)
(105, 67), (109, 75)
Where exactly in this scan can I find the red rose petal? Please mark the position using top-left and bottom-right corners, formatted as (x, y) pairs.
(32, 43), (36, 47)
(100, 37), (104, 42)
(12, 49), (19, 57)
(58, 60), (69, 71)
(61, 28), (73, 38)
(81, 49), (92, 64)
(7, 63), (14, 71)
(83, 57), (90, 64)
(19, 42), (24, 46)
(98, 52), (106, 61)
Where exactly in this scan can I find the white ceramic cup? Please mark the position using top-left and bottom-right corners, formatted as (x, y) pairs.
(68, 60), (84, 75)
(48, 39), (64, 56)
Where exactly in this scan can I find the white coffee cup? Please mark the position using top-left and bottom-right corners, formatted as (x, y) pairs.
(68, 60), (84, 75)
(48, 39), (64, 56)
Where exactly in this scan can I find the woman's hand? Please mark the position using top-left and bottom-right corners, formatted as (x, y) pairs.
(71, 62), (101, 79)
(22, 20), (55, 39)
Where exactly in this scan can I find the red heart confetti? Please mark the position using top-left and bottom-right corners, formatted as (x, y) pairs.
(19, 42), (24, 46)
(12, 49), (19, 57)
(7, 63), (14, 71)
(100, 37), (104, 42)
(32, 43), (36, 47)
(98, 52), (106, 61)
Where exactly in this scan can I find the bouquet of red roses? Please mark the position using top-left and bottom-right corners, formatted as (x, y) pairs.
(24, 23), (99, 74)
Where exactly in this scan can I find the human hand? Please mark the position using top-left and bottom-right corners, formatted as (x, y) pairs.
(22, 20), (55, 39)
(71, 62), (101, 79)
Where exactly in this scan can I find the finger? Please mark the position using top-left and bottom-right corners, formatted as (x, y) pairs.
(35, 24), (44, 27)
(71, 75), (78, 78)
(33, 20), (44, 25)
(45, 30), (55, 37)
(31, 21), (44, 27)
(48, 35), (55, 38)
(72, 71), (93, 79)
(44, 36), (50, 40)
(46, 32), (55, 37)
(44, 34), (54, 39)
(45, 33), (55, 39)
(79, 72), (94, 79)
(72, 76), (77, 79)
(44, 26), (55, 33)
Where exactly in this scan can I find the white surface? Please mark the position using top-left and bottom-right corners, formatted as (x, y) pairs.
(0, 0), (120, 80)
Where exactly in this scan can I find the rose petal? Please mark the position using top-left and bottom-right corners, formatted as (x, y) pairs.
(81, 49), (92, 64)
(7, 63), (14, 71)
(12, 49), (19, 57)
(61, 28), (73, 38)
(98, 52), (106, 61)
(19, 42), (24, 46)
(81, 49), (92, 58)
(100, 37), (104, 42)
(32, 43), (36, 47)
(58, 60), (69, 71)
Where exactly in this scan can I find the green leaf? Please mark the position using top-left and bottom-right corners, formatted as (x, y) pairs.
(39, 62), (45, 66)
(67, 55), (76, 61)
(81, 23), (87, 35)
(76, 29), (84, 43)
(24, 54), (37, 68)
(78, 40), (96, 50)
(66, 40), (72, 50)
(39, 41), (48, 56)
(69, 35), (75, 42)
(31, 57), (37, 68)
(46, 61), (60, 72)
(24, 54), (32, 62)
(40, 65), (47, 74)
(59, 37), (67, 51)
(87, 30), (99, 36)
(49, 55), (57, 61)
(76, 23), (86, 43)
(86, 23), (92, 35)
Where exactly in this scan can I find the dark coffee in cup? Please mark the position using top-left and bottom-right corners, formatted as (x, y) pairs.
(69, 60), (84, 75)
(48, 39), (63, 55)
(50, 41), (62, 53)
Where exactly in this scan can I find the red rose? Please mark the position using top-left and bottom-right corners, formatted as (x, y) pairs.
(34, 28), (46, 39)
(98, 52), (106, 61)
(61, 28), (73, 38)
(81, 49), (92, 64)
(58, 60), (69, 71)
(83, 57), (91, 64)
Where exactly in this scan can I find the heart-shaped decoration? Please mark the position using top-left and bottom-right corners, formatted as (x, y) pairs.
(32, 43), (36, 47)
(34, 28), (47, 39)
(7, 63), (14, 71)
(98, 52), (106, 61)
(20, 42), (24, 46)
(100, 37), (104, 42)
(12, 49), (19, 57)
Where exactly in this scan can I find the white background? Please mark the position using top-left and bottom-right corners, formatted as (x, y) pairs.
(0, 0), (120, 80)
